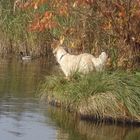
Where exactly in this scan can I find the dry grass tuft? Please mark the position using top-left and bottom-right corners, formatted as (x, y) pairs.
(39, 71), (140, 123)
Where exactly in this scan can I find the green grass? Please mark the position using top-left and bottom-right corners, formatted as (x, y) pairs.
(39, 71), (140, 122)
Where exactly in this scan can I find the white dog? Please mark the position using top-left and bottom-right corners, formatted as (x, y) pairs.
(51, 39), (107, 77)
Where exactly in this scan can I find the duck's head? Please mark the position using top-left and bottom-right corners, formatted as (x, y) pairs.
(19, 51), (24, 57)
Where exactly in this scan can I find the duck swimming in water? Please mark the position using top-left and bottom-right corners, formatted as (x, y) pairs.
(20, 52), (31, 60)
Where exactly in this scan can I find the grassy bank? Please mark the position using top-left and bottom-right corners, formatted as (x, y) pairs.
(39, 71), (140, 125)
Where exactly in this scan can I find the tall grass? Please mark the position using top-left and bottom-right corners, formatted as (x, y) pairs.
(0, 0), (52, 57)
(39, 71), (140, 123)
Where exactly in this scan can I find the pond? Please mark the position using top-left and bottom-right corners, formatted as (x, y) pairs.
(0, 58), (140, 140)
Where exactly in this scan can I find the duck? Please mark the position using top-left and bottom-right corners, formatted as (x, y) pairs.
(19, 51), (32, 60)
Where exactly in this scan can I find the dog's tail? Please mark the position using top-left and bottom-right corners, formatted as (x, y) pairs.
(99, 52), (108, 64)
(91, 52), (108, 71)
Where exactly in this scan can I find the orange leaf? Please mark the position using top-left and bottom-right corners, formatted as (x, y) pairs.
(119, 11), (125, 18)
(44, 11), (53, 19)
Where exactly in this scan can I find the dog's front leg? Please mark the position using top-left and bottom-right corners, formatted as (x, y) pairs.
(63, 71), (71, 81)
(64, 76), (71, 81)
(64, 72), (71, 81)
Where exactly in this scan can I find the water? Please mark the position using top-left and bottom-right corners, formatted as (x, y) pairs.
(0, 58), (140, 140)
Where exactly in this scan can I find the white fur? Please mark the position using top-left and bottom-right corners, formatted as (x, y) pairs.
(53, 46), (107, 77)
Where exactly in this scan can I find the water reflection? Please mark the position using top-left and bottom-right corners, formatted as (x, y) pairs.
(0, 98), (57, 138)
(0, 58), (58, 140)
(0, 58), (139, 140)
(0, 58), (56, 98)
(45, 106), (140, 140)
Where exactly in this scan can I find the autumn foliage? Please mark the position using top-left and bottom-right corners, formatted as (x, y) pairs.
(14, 0), (95, 31)
(14, 0), (140, 69)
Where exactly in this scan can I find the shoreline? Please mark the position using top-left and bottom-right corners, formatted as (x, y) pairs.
(39, 71), (140, 126)
(40, 93), (140, 126)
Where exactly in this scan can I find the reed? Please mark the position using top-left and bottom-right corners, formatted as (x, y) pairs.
(0, 0), (52, 57)
(39, 71), (140, 124)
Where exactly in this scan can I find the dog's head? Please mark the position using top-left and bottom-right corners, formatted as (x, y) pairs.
(51, 36), (64, 55)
